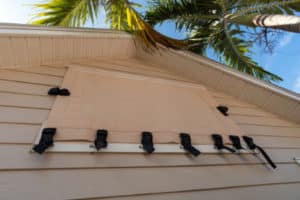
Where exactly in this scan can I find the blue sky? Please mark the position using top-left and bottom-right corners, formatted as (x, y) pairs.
(1, 0), (300, 94)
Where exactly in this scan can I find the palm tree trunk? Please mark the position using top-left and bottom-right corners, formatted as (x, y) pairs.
(253, 14), (300, 33)
(228, 14), (300, 33)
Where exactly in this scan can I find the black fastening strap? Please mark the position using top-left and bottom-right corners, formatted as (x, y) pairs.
(48, 87), (71, 96)
(94, 129), (108, 151)
(212, 134), (235, 153)
(33, 128), (56, 154)
(216, 105), (229, 116)
(141, 132), (155, 154)
(229, 135), (244, 150)
(243, 136), (277, 169)
(180, 133), (200, 157)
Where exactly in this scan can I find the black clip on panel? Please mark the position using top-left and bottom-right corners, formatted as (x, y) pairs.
(212, 134), (235, 153)
(48, 87), (60, 96)
(33, 128), (56, 154)
(94, 129), (108, 151)
(141, 132), (155, 154)
(229, 135), (244, 150)
(180, 133), (200, 157)
(48, 87), (71, 96)
(243, 136), (277, 169)
(59, 88), (71, 96)
(216, 106), (229, 116)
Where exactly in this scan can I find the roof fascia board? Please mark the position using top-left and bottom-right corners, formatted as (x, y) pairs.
(0, 23), (132, 38)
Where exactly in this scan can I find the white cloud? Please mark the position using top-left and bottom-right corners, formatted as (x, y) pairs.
(279, 33), (294, 48)
(264, 33), (294, 70)
(293, 76), (300, 93)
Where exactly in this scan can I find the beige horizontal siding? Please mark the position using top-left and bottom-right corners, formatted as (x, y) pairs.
(0, 69), (63, 86)
(0, 164), (299, 200)
(96, 183), (300, 200)
(241, 125), (300, 137)
(247, 135), (300, 148)
(209, 88), (300, 127)
(212, 96), (257, 108)
(10, 66), (66, 77)
(0, 124), (41, 143)
(0, 67), (63, 145)
(0, 61), (299, 200)
(231, 115), (300, 127)
(0, 106), (49, 124)
(227, 106), (275, 117)
(0, 145), (298, 170)
(0, 79), (51, 95)
(0, 92), (54, 109)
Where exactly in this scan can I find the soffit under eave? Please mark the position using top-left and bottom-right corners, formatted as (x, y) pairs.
(0, 25), (136, 69)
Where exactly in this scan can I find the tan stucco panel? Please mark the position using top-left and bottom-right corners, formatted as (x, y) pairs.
(47, 66), (243, 144)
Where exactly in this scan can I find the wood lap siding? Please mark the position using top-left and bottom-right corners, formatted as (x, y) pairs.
(1, 164), (300, 200)
(0, 63), (300, 200)
(95, 183), (300, 200)
(208, 89), (300, 130)
(0, 66), (65, 143)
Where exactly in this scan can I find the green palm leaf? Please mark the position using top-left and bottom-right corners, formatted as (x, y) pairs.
(231, 0), (300, 17)
(31, 0), (288, 82)
(146, 0), (283, 82)
(31, 0), (186, 50)
(146, 0), (221, 30)
(189, 24), (282, 82)
(32, 0), (101, 27)
(104, 0), (186, 50)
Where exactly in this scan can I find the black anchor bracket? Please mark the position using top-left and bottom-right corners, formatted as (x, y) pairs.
(180, 133), (201, 157)
(243, 136), (277, 169)
(141, 132), (155, 154)
(229, 135), (244, 150)
(212, 134), (235, 153)
(94, 129), (108, 151)
(33, 128), (56, 154)
(216, 105), (229, 116)
(48, 87), (71, 96)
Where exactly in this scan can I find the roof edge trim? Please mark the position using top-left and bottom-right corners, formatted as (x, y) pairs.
(0, 23), (132, 38)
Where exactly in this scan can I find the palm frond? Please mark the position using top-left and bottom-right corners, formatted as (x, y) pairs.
(32, 0), (186, 50)
(231, 0), (300, 17)
(31, 0), (101, 27)
(145, 0), (222, 31)
(146, 0), (284, 82)
(104, 0), (187, 50)
(189, 24), (282, 82)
